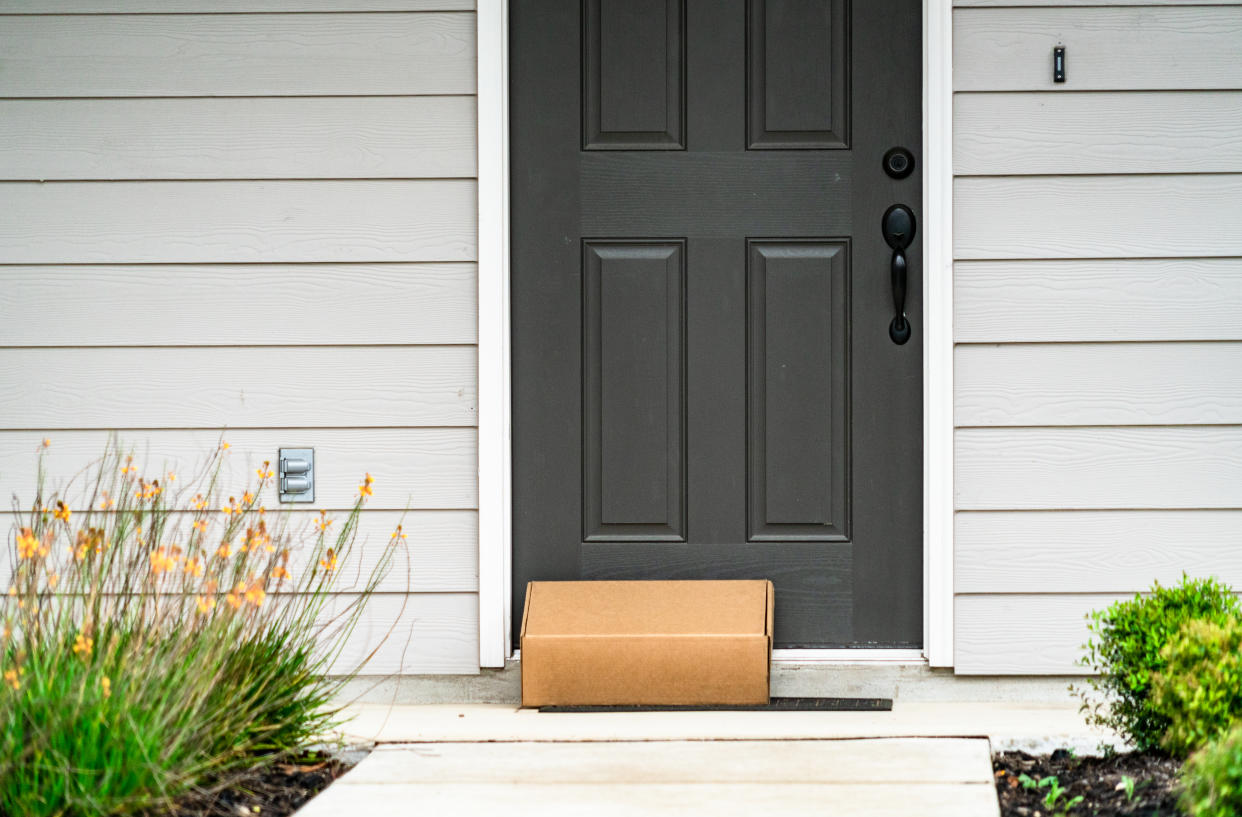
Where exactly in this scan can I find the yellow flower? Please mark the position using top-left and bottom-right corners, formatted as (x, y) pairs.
(192, 519), (208, 534)
(4, 668), (21, 691)
(53, 501), (71, 523)
(184, 557), (203, 578)
(358, 473), (374, 498)
(121, 456), (135, 476)
(48, 573), (59, 589)
(314, 510), (333, 532)
(257, 462), (274, 481)
(226, 583), (244, 609)
(41, 438), (51, 448)
(149, 545), (181, 575)
(100, 676), (111, 698)
(73, 632), (93, 657)
(216, 542), (232, 559)
(390, 524), (408, 543)
(220, 441), (230, 451)
(244, 581), (266, 607)
(166, 471), (177, 482)
(319, 549), (338, 573)
(196, 594), (216, 615)
(192, 494), (208, 511)
(271, 565), (290, 582)
(16, 528), (38, 560)
(242, 492), (255, 505)
(98, 492), (115, 510)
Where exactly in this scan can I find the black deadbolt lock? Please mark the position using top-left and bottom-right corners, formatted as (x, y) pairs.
(882, 147), (915, 180)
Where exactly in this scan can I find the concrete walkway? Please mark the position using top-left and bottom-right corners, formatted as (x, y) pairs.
(293, 702), (1119, 816)
(297, 738), (1000, 816)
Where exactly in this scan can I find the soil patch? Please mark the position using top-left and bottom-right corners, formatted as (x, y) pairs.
(148, 755), (354, 817)
(994, 750), (1182, 817)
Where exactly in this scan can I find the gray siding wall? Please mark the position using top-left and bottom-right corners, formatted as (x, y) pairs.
(952, 1), (1242, 673)
(0, 3), (482, 674)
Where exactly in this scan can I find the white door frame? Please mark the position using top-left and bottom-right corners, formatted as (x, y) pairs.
(476, 0), (954, 669)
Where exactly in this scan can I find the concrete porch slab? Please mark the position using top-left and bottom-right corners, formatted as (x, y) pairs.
(296, 739), (999, 817)
(332, 701), (1121, 755)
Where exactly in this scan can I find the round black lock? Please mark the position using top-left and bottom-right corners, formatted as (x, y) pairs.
(883, 147), (915, 180)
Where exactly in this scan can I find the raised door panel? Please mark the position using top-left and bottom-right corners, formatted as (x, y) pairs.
(747, 240), (849, 541)
(583, 240), (686, 540)
(583, 0), (685, 149)
(747, 0), (848, 149)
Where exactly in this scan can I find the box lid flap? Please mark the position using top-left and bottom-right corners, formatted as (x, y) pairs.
(524, 580), (771, 637)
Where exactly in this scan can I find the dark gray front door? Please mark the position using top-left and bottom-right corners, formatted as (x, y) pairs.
(511, 0), (923, 648)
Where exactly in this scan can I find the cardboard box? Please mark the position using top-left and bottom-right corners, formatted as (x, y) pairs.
(520, 579), (774, 707)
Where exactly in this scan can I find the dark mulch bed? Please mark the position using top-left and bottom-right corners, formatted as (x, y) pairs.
(147, 756), (353, 817)
(994, 750), (1183, 817)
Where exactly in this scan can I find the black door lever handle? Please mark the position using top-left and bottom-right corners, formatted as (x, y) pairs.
(882, 204), (916, 345)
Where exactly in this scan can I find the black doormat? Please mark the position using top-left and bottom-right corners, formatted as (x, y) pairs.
(537, 697), (892, 713)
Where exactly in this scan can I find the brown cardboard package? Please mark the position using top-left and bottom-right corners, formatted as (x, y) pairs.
(520, 579), (774, 707)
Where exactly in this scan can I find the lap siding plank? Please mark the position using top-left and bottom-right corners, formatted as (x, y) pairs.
(955, 510), (1242, 594)
(0, 97), (478, 182)
(0, 347), (478, 429)
(954, 175), (1242, 260)
(0, 180), (477, 264)
(955, 427), (1242, 510)
(0, 429), (478, 511)
(0, 13), (477, 97)
(954, 7), (1242, 91)
(954, 259), (1242, 343)
(955, 92), (1242, 176)
(955, 343), (1242, 427)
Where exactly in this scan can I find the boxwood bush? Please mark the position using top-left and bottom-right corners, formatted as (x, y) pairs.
(1181, 723), (1242, 817)
(1077, 576), (1241, 752)
(1151, 618), (1242, 757)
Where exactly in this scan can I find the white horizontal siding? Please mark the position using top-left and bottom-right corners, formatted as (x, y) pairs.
(955, 259), (1242, 343)
(956, 427), (1242, 510)
(0, 13), (477, 97)
(955, 92), (1242, 175)
(329, 593), (479, 675)
(0, 347), (477, 429)
(955, 175), (1242, 260)
(955, 594), (1121, 675)
(0, 510), (478, 594)
(0, 180), (477, 264)
(0, 430), (477, 511)
(0, 97), (477, 180)
(0, 264), (477, 347)
(955, 7), (1242, 91)
(956, 511), (1242, 594)
(957, 0), (1239, 5)
(951, 2), (1242, 674)
(0, 1), (475, 9)
(956, 343), (1242, 427)
(0, 6), (481, 675)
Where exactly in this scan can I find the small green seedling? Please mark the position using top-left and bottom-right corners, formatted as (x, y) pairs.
(1121, 775), (1136, 801)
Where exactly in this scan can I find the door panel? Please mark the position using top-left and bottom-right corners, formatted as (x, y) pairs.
(511, 0), (923, 648)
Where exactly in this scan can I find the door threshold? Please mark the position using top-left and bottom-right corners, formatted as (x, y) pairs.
(510, 649), (927, 664)
(772, 649), (926, 664)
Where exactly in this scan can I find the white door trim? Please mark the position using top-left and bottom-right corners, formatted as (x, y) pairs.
(477, 0), (513, 668)
(476, 0), (955, 669)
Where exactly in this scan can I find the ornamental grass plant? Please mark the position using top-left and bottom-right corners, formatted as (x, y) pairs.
(0, 439), (406, 817)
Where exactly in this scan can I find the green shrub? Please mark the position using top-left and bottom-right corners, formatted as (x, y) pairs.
(1181, 722), (1242, 817)
(1151, 618), (1242, 756)
(1076, 576), (1241, 751)
(0, 440), (405, 816)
